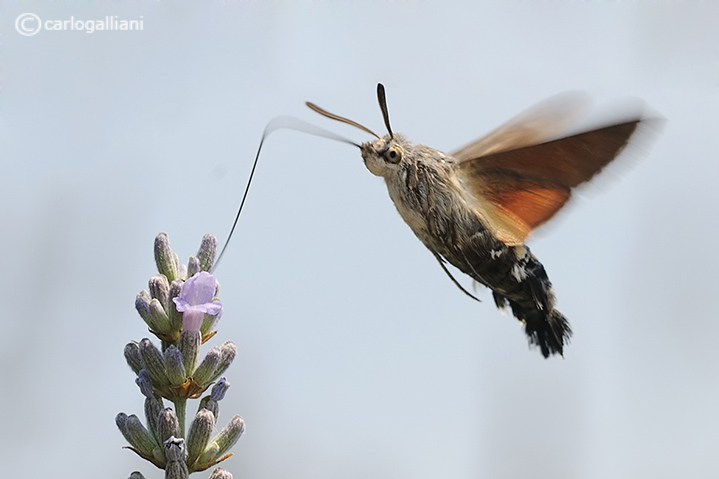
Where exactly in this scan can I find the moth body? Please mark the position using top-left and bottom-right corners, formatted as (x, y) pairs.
(306, 83), (651, 358)
(361, 134), (570, 357)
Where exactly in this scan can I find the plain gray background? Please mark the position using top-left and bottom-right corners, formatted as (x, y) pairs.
(2, 2), (718, 478)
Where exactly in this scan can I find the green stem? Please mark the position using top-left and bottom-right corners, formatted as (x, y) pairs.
(173, 398), (188, 438)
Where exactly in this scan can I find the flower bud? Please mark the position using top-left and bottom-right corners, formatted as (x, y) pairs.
(154, 233), (179, 283)
(145, 397), (163, 442)
(187, 256), (201, 278)
(135, 370), (155, 399)
(196, 415), (245, 469)
(210, 378), (230, 402)
(121, 414), (162, 462)
(197, 378), (228, 420)
(164, 346), (187, 387)
(214, 415), (245, 455)
(156, 408), (181, 444)
(124, 342), (144, 375)
(135, 291), (157, 331)
(197, 234), (217, 272)
(192, 348), (221, 388)
(149, 298), (172, 334)
(179, 330), (201, 376)
(116, 412), (130, 440)
(212, 342), (237, 379)
(187, 409), (215, 467)
(139, 338), (170, 389)
(148, 274), (170, 306)
(168, 280), (184, 333)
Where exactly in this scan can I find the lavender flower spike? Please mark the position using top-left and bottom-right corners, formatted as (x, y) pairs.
(119, 234), (242, 478)
(173, 272), (222, 334)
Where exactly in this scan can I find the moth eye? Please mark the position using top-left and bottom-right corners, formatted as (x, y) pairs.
(384, 145), (402, 164)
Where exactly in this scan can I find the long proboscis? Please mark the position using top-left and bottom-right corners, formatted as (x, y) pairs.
(212, 115), (358, 272)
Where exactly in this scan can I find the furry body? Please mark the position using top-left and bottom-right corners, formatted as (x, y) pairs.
(362, 135), (570, 357)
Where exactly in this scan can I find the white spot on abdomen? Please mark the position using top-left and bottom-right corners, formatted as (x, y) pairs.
(512, 263), (528, 281)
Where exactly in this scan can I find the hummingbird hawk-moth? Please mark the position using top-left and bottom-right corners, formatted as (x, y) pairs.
(306, 83), (651, 358)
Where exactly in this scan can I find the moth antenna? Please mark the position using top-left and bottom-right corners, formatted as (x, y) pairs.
(306, 102), (381, 140)
(376, 83), (394, 139)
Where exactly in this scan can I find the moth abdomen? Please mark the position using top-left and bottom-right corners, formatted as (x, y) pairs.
(447, 236), (571, 357)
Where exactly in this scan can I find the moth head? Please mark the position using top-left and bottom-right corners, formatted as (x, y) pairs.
(306, 83), (401, 178)
(360, 135), (406, 177)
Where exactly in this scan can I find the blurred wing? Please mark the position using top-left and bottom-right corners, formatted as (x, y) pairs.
(452, 91), (592, 160)
(458, 120), (641, 245)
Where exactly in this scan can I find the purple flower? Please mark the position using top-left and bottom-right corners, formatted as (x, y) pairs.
(173, 272), (222, 333)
